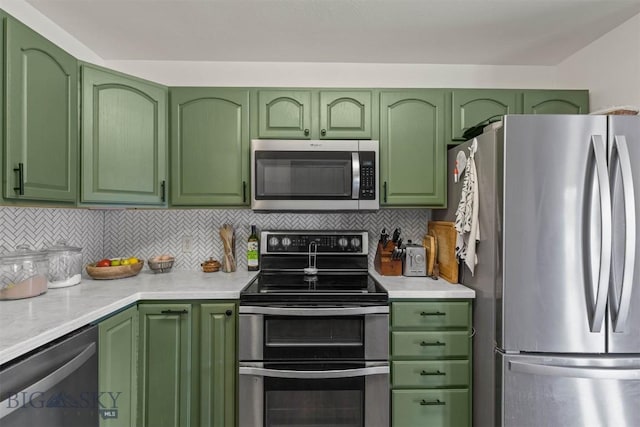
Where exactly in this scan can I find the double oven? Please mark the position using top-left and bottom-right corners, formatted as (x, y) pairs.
(239, 231), (389, 427)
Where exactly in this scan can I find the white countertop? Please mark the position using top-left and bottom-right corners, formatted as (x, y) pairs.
(0, 269), (474, 365)
(370, 271), (475, 299)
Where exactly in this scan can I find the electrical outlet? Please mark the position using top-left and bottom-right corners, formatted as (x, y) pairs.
(182, 235), (193, 253)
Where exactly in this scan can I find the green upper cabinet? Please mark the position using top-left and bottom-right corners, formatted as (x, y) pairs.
(99, 306), (138, 427)
(4, 17), (78, 203)
(380, 90), (446, 207)
(81, 64), (168, 205)
(199, 303), (237, 427)
(138, 304), (192, 427)
(255, 89), (373, 139)
(171, 87), (250, 206)
(450, 89), (518, 142)
(523, 90), (589, 114)
(319, 91), (372, 139)
(257, 90), (312, 139)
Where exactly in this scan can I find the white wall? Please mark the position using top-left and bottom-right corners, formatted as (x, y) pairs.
(557, 13), (640, 112)
(0, 0), (103, 63)
(103, 60), (562, 89)
(0, 0), (563, 89)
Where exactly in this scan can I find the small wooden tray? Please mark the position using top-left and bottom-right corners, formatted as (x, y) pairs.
(86, 261), (144, 280)
(427, 221), (458, 283)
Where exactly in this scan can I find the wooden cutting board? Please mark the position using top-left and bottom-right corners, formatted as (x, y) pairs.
(427, 221), (458, 283)
(422, 234), (436, 277)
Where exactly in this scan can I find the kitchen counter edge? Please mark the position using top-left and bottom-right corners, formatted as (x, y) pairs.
(1, 269), (475, 365)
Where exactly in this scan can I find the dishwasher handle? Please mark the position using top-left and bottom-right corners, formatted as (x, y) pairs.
(0, 342), (96, 420)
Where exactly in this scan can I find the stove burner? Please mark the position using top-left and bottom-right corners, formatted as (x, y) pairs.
(241, 230), (387, 305)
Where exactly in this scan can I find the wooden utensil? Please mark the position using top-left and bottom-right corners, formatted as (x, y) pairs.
(219, 224), (236, 272)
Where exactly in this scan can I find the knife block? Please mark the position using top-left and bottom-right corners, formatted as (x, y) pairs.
(374, 242), (403, 276)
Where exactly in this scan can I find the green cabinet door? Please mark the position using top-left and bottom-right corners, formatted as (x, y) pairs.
(138, 304), (192, 427)
(5, 17), (78, 202)
(380, 90), (446, 206)
(523, 90), (589, 114)
(81, 64), (168, 205)
(99, 306), (138, 427)
(171, 88), (250, 206)
(200, 303), (237, 427)
(392, 389), (470, 427)
(258, 90), (312, 139)
(319, 91), (372, 139)
(450, 89), (519, 141)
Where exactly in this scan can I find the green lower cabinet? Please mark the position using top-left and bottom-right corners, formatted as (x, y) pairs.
(199, 303), (237, 427)
(392, 389), (470, 427)
(138, 304), (192, 427)
(392, 360), (469, 388)
(392, 331), (470, 358)
(390, 300), (472, 427)
(98, 306), (138, 427)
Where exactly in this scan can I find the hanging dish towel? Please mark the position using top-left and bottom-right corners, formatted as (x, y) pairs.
(454, 138), (480, 275)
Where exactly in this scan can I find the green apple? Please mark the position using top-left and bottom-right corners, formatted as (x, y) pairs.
(110, 258), (122, 266)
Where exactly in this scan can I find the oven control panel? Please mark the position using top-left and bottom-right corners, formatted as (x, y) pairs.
(262, 231), (368, 254)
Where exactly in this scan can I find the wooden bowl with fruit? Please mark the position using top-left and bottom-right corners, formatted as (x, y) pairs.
(86, 257), (144, 280)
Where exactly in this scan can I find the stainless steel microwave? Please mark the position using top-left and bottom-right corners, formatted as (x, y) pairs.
(251, 139), (379, 211)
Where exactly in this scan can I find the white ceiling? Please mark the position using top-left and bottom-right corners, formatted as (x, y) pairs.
(23, 0), (640, 65)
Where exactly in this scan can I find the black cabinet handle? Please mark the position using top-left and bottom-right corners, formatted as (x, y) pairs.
(225, 309), (233, 317)
(420, 311), (446, 316)
(304, 129), (310, 136)
(383, 181), (388, 203)
(161, 309), (188, 315)
(14, 163), (24, 195)
(420, 370), (446, 376)
(321, 129), (326, 136)
(242, 181), (247, 203)
(420, 341), (445, 347)
(420, 399), (445, 406)
(161, 180), (166, 202)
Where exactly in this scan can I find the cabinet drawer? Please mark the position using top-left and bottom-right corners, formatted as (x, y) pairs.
(392, 331), (470, 358)
(392, 360), (469, 388)
(392, 302), (469, 329)
(392, 389), (470, 427)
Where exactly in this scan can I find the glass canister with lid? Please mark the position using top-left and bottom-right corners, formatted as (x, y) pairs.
(0, 245), (49, 300)
(44, 240), (83, 288)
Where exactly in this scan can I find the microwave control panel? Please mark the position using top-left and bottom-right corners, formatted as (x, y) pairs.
(359, 152), (376, 200)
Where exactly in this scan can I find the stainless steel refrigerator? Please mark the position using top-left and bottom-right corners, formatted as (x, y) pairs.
(433, 115), (640, 427)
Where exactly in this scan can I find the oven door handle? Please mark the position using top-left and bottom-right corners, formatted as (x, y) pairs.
(239, 305), (389, 316)
(239, 364), (389, 379)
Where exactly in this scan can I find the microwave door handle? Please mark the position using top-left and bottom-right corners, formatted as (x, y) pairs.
(239, 365), (389, 379)
(352, 152), (360, 199)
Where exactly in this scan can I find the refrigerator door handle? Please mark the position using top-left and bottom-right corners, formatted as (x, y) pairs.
(590, 135), (612, 333)
(509, 360), (640, 380)
(611, 135), (636, 332)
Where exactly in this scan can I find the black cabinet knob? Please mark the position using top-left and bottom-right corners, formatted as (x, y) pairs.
(225, 309), (233, 317)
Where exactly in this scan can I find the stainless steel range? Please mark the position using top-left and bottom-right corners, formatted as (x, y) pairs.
(239, 230), (389, 427)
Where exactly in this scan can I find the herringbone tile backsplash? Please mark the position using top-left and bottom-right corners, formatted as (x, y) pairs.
(0, 207), (104, 266)
(1, 207), (431, 271)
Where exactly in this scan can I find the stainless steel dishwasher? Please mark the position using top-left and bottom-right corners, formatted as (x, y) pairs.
(0, 325), (98, 427)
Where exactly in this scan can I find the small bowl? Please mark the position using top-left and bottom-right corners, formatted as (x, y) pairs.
(86, 261), (144, 280)
(148, 257), (175, 273)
